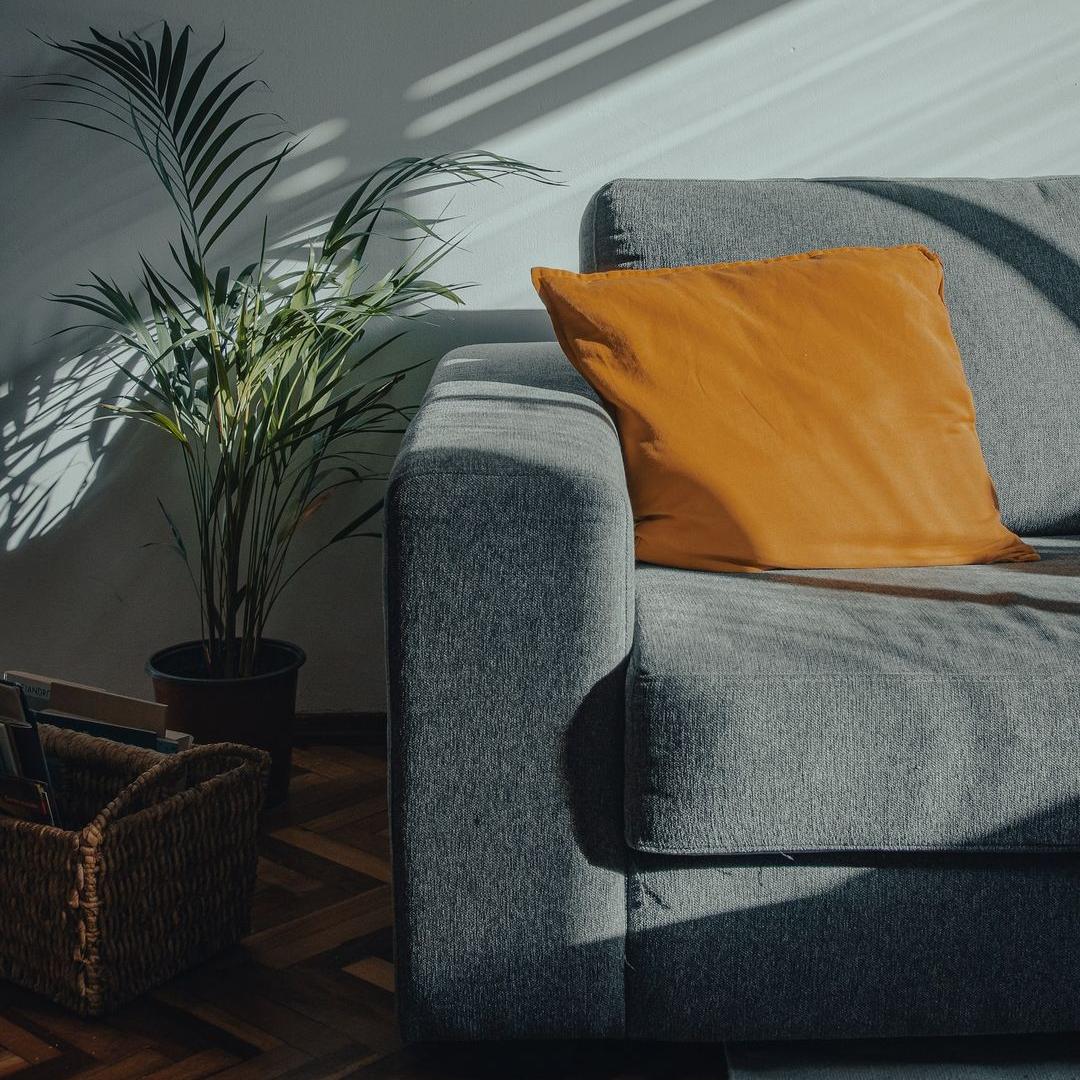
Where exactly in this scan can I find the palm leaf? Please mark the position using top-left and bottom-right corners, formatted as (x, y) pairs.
(171, 28), (225, 133)
(32, 25), (290, 254)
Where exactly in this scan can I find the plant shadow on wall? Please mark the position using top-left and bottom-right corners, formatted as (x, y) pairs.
(397, 0), (794, 146)
(0, 340), (131, 554)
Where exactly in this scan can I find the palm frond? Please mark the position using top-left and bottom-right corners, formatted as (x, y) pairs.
(30, 25), (291, 254)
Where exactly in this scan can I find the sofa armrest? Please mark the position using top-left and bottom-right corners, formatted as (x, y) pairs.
(385, 342), (633, 1039)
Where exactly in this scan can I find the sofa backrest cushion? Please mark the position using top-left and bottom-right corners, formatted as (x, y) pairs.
(580, 177), (1080, 536)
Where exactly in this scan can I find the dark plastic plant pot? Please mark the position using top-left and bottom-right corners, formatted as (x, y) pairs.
(146, 639), (306, 807)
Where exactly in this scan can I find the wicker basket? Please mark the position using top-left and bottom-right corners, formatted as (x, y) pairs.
(0, 724), (269, 1015)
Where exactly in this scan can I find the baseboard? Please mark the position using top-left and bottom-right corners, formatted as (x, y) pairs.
(294, 710), (386, 746)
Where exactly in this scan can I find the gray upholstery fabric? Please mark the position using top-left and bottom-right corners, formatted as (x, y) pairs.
(384, 343), (633, 1040)
(387, 342), (1080, 1042)
(387, 174), (1080, 1043)
(581, 177), (1080, 536)
(627, 538), (1080, 854)
(626, 853), (1080, 1041)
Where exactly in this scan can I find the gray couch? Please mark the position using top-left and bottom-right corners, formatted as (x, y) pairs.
(384, 177), (1080, 1042)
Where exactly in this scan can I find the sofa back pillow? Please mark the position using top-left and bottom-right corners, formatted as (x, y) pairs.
(580, 177), (1080, 536)
(533, 245), (1035, 572)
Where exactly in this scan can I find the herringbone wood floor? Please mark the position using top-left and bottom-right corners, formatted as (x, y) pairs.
(0, 743), (730, 1079)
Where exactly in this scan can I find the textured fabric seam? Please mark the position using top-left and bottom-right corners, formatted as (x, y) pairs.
(590, 187), (601, 274)
(628, 840), (1080, 856)
(537, 242), (938, 282)
(603, 174), (1079, 186)
(632, 672), (1080, 682)
(390, 466), (621, 485)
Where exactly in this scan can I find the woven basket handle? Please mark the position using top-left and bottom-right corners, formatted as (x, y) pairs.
(85, 742), (269, 839)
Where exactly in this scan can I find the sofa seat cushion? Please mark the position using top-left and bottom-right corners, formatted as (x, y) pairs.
(626, 537), (1080, 854)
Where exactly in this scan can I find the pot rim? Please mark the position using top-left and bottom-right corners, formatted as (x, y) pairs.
(146, 638), (307, 686)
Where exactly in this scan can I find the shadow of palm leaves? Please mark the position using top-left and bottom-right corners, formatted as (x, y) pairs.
(0, 336), (133, 551)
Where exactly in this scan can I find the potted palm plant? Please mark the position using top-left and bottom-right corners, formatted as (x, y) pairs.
(32, 24), (551, 803)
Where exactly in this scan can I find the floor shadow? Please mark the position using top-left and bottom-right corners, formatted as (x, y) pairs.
(727, 1030), (1080, 1074)
(394, 1038), (732, 1078)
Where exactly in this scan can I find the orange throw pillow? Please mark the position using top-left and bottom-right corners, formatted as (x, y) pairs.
(532, 245), (1036, 572)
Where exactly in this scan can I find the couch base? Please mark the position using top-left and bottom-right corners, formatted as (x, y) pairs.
(626, 853), (1080, 1041)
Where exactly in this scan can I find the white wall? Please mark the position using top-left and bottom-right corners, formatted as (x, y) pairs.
(3, 0), (1080, 712)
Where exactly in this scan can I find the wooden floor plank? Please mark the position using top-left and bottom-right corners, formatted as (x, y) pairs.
(211, 1045), (309, 1078)
(0, 1054), (25, 1079)
(223, 965), (395, 1056)
(256, 857), (322, 896)
(303, 794), (387, 835)
(250, 882), (348, 936)
(293, 747), (386, 781)
(250, 896), (393, 970)
(204, 990), (358, 1060)
(141, 1049), (241, 1079)
(290, 749), (357, 780)
(276, 1044), (381, 1079)
(328, 811), (390, 855)
(257, 834), (386, 894)
(9, 1005), (145, 1063)
(342, 957), (395, 994)
(149, 989), (282, 1053)
(71, 1049), (174, 1078)
(271, 826), (392, 882)
(0, 1015), (60, 1065)
(244, 887), (391, 955)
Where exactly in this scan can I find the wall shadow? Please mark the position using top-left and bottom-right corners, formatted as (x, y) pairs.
(827, 178), (1080, 332)
(399, 0), (793, 149)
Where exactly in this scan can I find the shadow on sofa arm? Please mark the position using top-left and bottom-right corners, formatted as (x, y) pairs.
(384, 343), (634, 1040)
